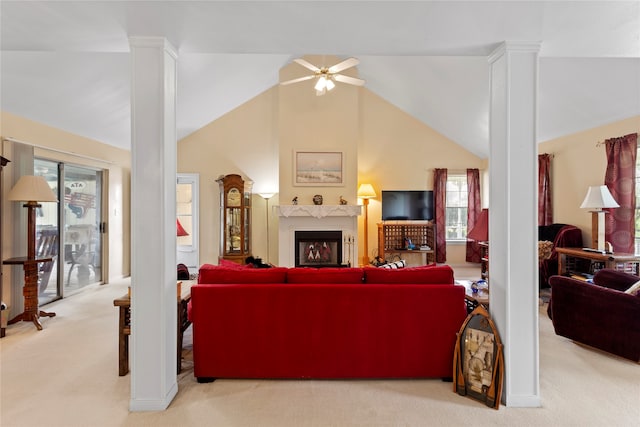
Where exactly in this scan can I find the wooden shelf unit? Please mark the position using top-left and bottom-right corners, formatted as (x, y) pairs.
(377, 221), (436, 265)
(479, 242), (489, 280)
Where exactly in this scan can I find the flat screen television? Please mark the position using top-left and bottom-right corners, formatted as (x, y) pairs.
(381, 190), (434, 221)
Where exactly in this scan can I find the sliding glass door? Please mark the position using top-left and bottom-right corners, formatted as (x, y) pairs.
(34, 159), (60, 304)
(63, 164), (103, 292)
(35, 159), (104, 304)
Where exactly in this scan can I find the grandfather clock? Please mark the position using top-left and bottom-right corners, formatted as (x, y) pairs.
(216, 174), (252, 264)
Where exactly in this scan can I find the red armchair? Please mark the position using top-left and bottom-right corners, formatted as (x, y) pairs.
(548, 269), (640, 362)
(539, 224), (583, 289)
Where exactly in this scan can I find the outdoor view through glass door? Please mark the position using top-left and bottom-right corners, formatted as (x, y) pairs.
(35, 159), (103, 304)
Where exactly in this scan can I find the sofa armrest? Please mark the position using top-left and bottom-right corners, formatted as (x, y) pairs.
(592, 268), (640, 292)
(548, 275), (640, 361)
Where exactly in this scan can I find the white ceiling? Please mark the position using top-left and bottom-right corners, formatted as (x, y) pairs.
(1, 1), (639, 158)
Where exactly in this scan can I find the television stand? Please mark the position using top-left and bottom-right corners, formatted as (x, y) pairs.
(377, 221), (436, 265)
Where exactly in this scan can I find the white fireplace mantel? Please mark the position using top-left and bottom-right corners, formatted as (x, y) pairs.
(276, 205), (361, 267)
(276, 204), (362, 218)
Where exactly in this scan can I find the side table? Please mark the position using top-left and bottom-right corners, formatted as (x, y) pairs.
(113, 280), (194, 376)
(3, 256), (56, 330)
(456, 280), (489, 313)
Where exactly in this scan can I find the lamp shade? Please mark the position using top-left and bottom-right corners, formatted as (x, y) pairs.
(259, 193), (276, 200)
(580, 185), (620, 209)
(468, 208), (489, 242)
(357, 183), (377, 199)
(176, 218), (189, 237)
(7, 175), (57, 202)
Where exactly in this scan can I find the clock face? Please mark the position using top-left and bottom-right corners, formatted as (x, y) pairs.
(227, 188), (241, 207)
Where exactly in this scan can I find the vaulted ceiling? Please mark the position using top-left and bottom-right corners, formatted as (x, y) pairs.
(1, 1), (639, 158)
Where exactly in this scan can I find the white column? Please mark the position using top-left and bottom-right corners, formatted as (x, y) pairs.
(129, 37), (178, 411)
(488, 41), (541, 407)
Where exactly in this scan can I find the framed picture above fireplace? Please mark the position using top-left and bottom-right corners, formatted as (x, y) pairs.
(294, 151), (343, 186)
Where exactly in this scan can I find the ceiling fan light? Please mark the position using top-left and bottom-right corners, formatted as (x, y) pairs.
(316, 88), (326, 96)
(314, 76), (326, 91)
(325, 78), (335, 91)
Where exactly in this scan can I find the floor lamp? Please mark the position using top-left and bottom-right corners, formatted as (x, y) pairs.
(357, 183), (377, 266)
(259, 193), (276, 264)
(5, 175), (58, 330)
(580, 185), (619, 252)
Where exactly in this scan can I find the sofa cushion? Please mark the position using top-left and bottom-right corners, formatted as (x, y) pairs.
(364, 264), (454, 284)
(198, 264), (288, 284)
(218, 259), (246, 269)
(286, 267), (365, 284)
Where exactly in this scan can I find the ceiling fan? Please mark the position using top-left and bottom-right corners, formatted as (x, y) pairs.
(280, 57), (365, 96)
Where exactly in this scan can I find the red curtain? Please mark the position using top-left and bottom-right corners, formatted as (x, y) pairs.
(434, 168), (447, 263)
(604, 133), (638, 253)
(538, 153), (553, 226)
(466, 169), (482, 262)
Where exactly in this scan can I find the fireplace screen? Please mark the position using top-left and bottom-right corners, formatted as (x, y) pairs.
(295, 230), (342, 267)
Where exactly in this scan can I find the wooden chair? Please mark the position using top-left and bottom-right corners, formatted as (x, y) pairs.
(36, 226), (59, 294)
(65, 224), (97, 284)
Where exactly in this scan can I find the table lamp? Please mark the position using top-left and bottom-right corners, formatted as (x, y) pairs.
(8, 175), (58, 259)
(6, 175), (58, 330)
(580, 185), (619, 252)
(357, 183), (377, 266)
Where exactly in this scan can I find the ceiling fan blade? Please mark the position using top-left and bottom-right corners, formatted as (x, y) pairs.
(280, 75), (315, 86)
(293, 58), (320, 73)
(334, 74), (365, 86)
(329, 57), (359, 73)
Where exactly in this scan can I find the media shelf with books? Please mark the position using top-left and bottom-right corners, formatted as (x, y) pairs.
(567, 272), (594, 282)
(556, 247), (640, 278)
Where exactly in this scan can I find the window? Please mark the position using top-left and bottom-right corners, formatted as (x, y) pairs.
(446, 174), (468, 241)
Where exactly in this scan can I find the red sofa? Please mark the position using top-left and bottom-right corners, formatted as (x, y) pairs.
(190, 264), (467, 381)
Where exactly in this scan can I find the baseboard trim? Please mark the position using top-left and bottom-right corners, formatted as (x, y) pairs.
(129, 382), (178, 412)
(505, 394), (542, 408)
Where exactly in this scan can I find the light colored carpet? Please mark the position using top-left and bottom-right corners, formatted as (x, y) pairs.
(1, 275), (639, 427)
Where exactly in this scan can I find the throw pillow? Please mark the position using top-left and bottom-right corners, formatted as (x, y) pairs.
(624, 279), (640, 296)
(379, 260), (406, 269)
(538, 240), (554, 260)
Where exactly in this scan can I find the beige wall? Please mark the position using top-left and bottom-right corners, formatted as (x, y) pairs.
(358, 90), (485, 266)
(278, 55), (359, 205)
(179, 60), (485, 267)
(3, 96), (637, 284)
(1, 111), (131, 293)
(539, 116), (640, 246)
(177, 87), (280, 266)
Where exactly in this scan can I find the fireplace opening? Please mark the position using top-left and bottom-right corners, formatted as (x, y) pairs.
(295, 230), (343, 267)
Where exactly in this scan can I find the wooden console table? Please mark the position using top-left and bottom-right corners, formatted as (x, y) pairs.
(113, 280), (194, 376)
(556, 247), (640, 278)
(3, 256), (56, 330)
